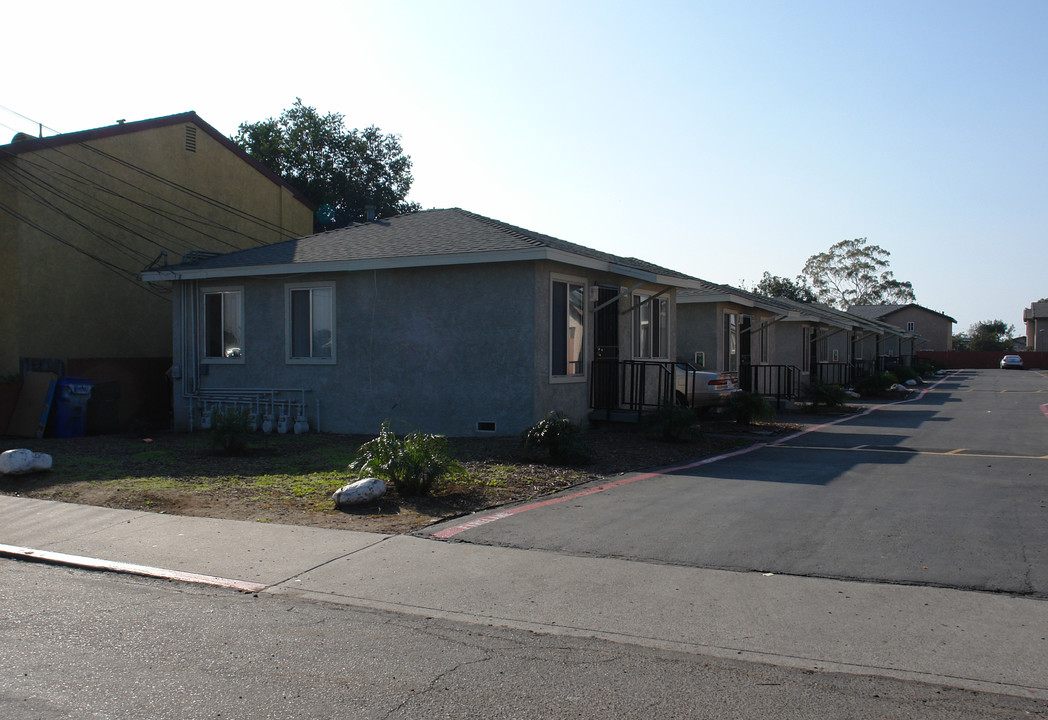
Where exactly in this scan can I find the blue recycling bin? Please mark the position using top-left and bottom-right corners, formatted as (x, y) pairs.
(51, 377), (93, 438)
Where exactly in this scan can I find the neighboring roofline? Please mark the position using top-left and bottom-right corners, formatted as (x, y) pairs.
(849, 303), (957, 324)
(142, 243), (710, 289)
(0, 111), (316, 211)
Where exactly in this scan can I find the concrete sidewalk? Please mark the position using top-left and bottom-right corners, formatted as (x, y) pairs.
(2, 493), (1047, 700)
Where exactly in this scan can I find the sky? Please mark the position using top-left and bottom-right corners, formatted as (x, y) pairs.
(3, 0), (1045, 335)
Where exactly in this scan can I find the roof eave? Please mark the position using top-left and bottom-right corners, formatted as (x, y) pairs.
(142, 245), (701, 286)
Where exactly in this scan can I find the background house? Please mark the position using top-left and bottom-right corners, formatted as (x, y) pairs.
(677, 286), (923, 403)
(143, 208), (704, 436)
(1023, 301), (1048, 351)
(848, 304), (955, 351)
(0, 112), (314, 430)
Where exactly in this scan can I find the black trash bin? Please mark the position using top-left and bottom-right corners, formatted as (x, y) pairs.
(50, 377), (93, 438)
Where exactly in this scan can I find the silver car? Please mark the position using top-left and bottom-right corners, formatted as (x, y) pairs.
(1000, 354), (1023, 370)
(674, 362), (740, 408)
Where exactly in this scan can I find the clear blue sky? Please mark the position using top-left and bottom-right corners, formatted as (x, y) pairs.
(4, 0), (1045, 335)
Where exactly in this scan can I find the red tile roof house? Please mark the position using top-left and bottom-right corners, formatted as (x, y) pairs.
(142, 208), (709, 436)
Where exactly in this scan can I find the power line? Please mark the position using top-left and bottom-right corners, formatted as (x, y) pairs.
(0, 199), (172, 303)
(79, 142), (304, 241)
(1, 155), (204, 259)
(0, 105), (306, 247)
(0, 165), (157, 266)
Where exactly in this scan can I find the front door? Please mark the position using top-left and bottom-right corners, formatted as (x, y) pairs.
(592, 286), (619, 409)
(739, 316), (753, 391)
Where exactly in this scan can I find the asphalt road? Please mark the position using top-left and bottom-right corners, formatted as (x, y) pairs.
(4, 560), (1044, 720)
(428, 370), (1048, 595)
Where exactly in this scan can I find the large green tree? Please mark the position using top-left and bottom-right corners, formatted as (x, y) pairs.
(968, 319), (1014, 352)
(233, 100), (420, 231)
(799, 237), (916, 310)
(751, 271), (818, 303)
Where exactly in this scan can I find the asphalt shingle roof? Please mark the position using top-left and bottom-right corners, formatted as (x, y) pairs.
(162, 208), (699, 282)
(849, 304), (956, 323)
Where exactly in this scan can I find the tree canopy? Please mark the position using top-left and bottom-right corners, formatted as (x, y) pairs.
(233, 100), (420, 231)
(799, 237), (915, 310)
(967, 319), (1015, 352)
(751, 272), (818, 303)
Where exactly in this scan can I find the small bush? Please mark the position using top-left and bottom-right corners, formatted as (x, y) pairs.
(727, 391), (775, 425)
(348, 420), (461, 496)
(892, 365), (921, 384)
(644, 403), (698, 442)
(210, 407), (251, 455)
(809, 382), (847, 409)
(522, 411), (592, 464)
(854, 371), (898, 397)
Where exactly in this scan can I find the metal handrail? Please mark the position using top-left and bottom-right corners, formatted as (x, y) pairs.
(746, 364), (800, 408)
(814, 362), (856, 387)
(590, 359), (677, 419)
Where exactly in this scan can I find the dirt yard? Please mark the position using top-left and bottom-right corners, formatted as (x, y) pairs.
(1, 419), (799, 534)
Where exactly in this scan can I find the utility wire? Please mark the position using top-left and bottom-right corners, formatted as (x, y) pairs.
(0, 165), (157, 266)
(79, 142), (304, 241)
(0, 157), (202, 259)
(0, 199), (172, 303)
(0, 104), (61, 135)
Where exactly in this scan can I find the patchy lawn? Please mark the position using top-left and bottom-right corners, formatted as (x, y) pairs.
(0, 420), (797, 534)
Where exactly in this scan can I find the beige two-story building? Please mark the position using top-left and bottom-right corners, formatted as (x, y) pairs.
(1, 112), (314, 428)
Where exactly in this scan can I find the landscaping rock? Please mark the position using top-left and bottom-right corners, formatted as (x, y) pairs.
(333, 477), (387, 507)
(0, 448), (53, 474)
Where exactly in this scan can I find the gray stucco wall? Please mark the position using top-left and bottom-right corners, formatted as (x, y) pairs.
(676, 303), (720, 369)
(172, 262), (539, 436)
(170, 260), (684, 437)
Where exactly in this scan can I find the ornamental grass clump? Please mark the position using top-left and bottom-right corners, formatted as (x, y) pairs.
(348, 420), (461, 497)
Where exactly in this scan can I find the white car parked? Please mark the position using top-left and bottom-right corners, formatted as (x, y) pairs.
(674, 362), (740, 409)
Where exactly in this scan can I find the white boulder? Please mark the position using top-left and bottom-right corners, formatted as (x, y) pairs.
(0, 448), (53, 475)
(333, 477), (387, 507)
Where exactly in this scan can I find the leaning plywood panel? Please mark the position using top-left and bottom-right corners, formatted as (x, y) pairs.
(7, 372), (58, 438)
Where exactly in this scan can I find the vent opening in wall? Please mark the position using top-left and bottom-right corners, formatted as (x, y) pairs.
(185, 125), (197, 152)
(476, 421), (497, 433)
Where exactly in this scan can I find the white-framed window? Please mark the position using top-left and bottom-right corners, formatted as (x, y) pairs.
(201, 286), (244, 362)
(633, 293), (669, 359)
(906, 321), (915, 332)
(285, 282), (335, 364)
(550, 275), (586, 379)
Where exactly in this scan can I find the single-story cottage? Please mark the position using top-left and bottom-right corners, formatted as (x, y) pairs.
(142, 208), (707, 436)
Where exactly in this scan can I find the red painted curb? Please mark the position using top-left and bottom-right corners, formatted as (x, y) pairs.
(0, 543), (267, 593)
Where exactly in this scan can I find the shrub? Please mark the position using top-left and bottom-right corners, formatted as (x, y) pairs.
(809, 382), (847, 409)
(854, 371), (898, 397)
(209, 407), (251, 455)
(644, 403), (698, 442)
(348, 420), (461, 496)
(522, 411), (591, 464)
(914, 359), (939, 377)
(727, 391), (775, 425)
(892, 365), (921, 384)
